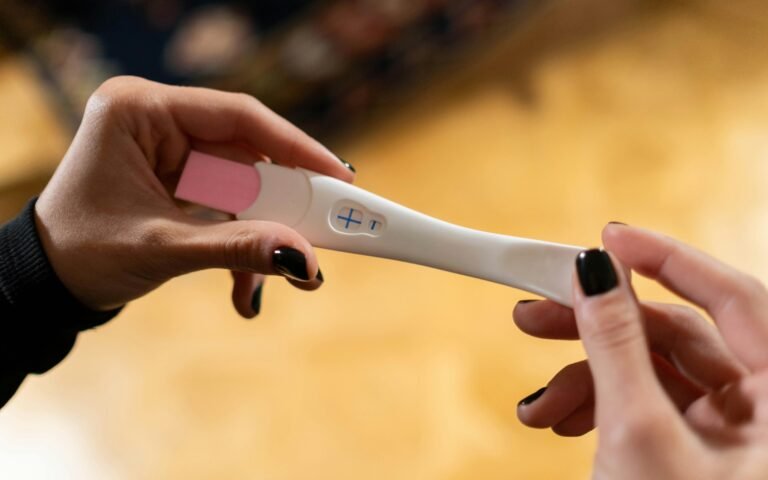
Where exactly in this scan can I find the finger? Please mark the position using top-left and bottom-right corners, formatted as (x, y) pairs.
(548, 359), (701, 438)
(285, 269), (324, 291)
(513, 300), (578, 339)
(518, 356), (703, 437)
(517, 361), (593, 430)
(642, 302), (747, 389)
(603, 223), (768, 370)
(573, 249), (679, 426)
(192, 140), (270, 165)
(149, 217), (323, 283)
(552, 403), (594, 437)
(651, 352), (706, 411)
(514, 300), (747, 390)
(231, 271), (264, 319)
(91, 77), (353, 181)
(164, 84), (355, 181)
(686, 370), (766, 436)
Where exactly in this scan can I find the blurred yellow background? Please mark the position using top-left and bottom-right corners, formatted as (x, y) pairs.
(2, 0), (768, 478)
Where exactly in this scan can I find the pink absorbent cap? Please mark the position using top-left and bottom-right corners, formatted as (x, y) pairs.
(175, 151), (261, 214)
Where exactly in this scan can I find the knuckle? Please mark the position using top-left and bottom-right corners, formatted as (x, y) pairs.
(717, 272), (768, 316)
(136, 220), (179, 252)
(88, 76), (143, 107)
(229, 92), (268, 140)
(123, 220), (184, 279)
(735, 273), (767, 300)
(221, 227), (276, 271)
(216, 222), (304, 272)
(667, 303), (699, 320)
(232, 92), (266, 120)
(557, 361), (590, 383)
(665, 303), (701, 334)
(602, 410), (668, 448)
(85, 76), (159, 119)
(222, 228), (257, 270)
(234, 91), (263, 109)
(555, 361), (593, 398)
(581, 301), (643, 350)
(98, 75), (149, 93)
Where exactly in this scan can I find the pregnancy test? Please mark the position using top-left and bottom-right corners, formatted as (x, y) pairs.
(175, 150), (584, 306)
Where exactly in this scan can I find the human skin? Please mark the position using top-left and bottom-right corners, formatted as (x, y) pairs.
(34, 76), (354, 318)
(515, 223), (768, 479)
(34, 76), (768, 478)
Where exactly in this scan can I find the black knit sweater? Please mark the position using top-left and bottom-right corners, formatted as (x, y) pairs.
(0, 198), (122, 407)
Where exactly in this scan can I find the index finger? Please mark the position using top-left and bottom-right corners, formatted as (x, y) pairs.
(163, 82), (355, 181)
(603, 223), (768, 370)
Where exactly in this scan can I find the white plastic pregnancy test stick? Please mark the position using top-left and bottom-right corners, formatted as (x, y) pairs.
(175, 151), (585, 306)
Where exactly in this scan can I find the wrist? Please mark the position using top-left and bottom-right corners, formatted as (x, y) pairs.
(28, 197), (124, 323)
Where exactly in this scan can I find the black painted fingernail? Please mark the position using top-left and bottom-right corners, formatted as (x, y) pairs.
(250, 284), (263, 317)
(316, 268), (324, 283)
(336, 156), (356, 173)
(576, 249), (618, 296)
(608, 221), (627, 226)
(517, 299), (538, 305)
(273, 247), (311, 281)
(518, 387), (547, 406)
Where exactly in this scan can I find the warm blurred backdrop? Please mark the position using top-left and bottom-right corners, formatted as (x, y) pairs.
(2, 0), (768, 478)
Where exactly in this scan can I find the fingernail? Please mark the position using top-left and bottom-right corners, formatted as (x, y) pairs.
(608, 221), (627, 226)
(250, 283), (263, 317)
(517, 299), (538, 305)
(576, 249), (618, 296)
(316, 268), (324, 283)
(336, 156), (356, 173)
(518, 387), (547, 406)
(273, 247), (311, 281)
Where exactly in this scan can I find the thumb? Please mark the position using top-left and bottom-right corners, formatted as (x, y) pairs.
(152, 217), (322, 283)
(573, 249), (673, 423)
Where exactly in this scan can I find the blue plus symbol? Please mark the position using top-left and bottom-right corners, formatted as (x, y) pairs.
(337, 207), (362, 229)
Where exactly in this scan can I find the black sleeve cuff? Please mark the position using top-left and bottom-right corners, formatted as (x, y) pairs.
(0, 197), (123, 375)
